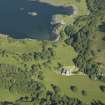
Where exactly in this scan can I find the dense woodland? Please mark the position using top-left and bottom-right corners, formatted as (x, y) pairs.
(0, 0), (105, 105)
(65, 0), (105, 81)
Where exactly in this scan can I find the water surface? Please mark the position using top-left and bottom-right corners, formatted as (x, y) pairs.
(0, 0), (74, 39)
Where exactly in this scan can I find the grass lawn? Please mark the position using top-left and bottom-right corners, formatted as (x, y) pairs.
(0, 88), (22, 101)
(0, 37), (77, 69)
(91, 32), (105, 64)
(0, 37), (78, 102)
(0, 37), (44, 66)
(0, 37), (42, 54)
(43, 70), (105, 103)
(53, 41), (77, 65)
(88, 31), (105, 75)
(1, 35), (105, 103)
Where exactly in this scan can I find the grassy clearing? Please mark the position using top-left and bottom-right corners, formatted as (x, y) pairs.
(0, 37), (77, 69)
(0, 33), (105, 103)
(90, 32), (105, 64)
(53, 41), (77, 65)
(89, 31), (105, 75)
(43, 70), (105, 103)
(0, 36), (77, 101)
(0, 37), (42, 54)
(0, 88), (22, 101)
(0, 37), (42, 67)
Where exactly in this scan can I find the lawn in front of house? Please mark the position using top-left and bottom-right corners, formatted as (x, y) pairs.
(43, 69), (105, 103)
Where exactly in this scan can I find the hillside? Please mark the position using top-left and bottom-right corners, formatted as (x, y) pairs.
(0, 0), (105, 105)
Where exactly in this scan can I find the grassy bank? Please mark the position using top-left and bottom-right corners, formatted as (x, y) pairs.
(40, 0), (89, 24)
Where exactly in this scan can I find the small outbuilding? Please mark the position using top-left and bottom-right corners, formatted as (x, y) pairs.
(60, 66), (78, 76)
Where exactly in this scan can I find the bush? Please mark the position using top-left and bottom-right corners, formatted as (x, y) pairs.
(70, 85), (77, 92)
(99, 85), (105, 92)
(81, 90), (87, 96)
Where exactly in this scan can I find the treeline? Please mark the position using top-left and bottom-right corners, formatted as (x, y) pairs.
(0, 64), (44, 92)
(0, 63), (104, 105)
(0, 92), (84, 105)
(0, 92), (105, 105)
(0, 63), (87, 105)
(20, 47), (54, 62)
(64, 0), (105, 81)
(86, 0), (105, 12)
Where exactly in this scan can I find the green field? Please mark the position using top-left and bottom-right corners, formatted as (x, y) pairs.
(0, 37), (76, 68)
(43, 70), (105, 103)
(0, 0), (105, 104)
(0, 36), (77, 102)
(0, 88), (23, 102)
(0, 35), (105, 103)
(0, 68), (105, 103)
(90, 31), (105, 66)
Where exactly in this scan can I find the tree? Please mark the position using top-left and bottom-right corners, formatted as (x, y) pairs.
(81, 90), (87, 96)
(51, 84), (61, 94)
(91, 100), (105, 105)
(70, 85), (77, 92)
(99, 85), (105, 92)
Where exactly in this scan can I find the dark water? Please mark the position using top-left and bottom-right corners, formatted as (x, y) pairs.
(99, 22), (105, 32)
(0, 0), (74, 39)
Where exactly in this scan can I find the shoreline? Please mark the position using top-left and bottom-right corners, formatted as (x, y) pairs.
(0, 6), (78, 41)
(50, 6), (78, 41)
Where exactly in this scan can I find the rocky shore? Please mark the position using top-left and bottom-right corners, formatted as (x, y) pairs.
(50, 6), (77, 42)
